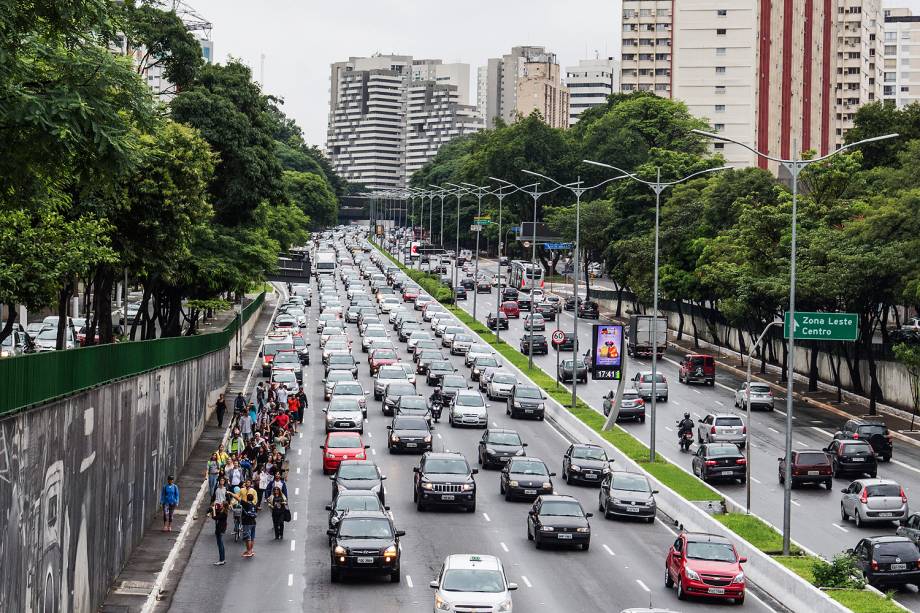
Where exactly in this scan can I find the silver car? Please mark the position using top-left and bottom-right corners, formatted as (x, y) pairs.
(630, 371), (668, 402)
(697, 413), (747, 448)
(324, 398), (365, 433)
(487, 372), (518, 400)
(324, 370), (355, 400)
(449, 390), (489, 428)
(841, 479), (909, 527)
(465, 343), (493, 367)
(522, 312), (546, 331)
(374, 365), (409, 400)
(734, 382), (774, 411)
(451, 333), (475, 355)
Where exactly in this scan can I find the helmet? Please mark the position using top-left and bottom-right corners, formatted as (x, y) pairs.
(683, 412), (690, 419)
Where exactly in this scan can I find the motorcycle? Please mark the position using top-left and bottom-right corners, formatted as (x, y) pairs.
(677, 423), (693, 452)
(428, 391), (444, 422)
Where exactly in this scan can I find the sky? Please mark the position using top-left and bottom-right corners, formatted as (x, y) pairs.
(188, 0), (622, 146)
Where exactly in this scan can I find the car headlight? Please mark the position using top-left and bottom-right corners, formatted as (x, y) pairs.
(611, 498), (623, 505)
(570, 465), (582, 472)
(508, 480), (519, 487)
(576, 527), (590, 533)
(732, 572), (745, 584)
(334, 545), (346, 556)
(684, 568), (701, 581)
(513, 401), (522, 408)
(497, 598), (513, 612)
(383, 544), (397, 558)
(390, 435), (400, 442)
(434, 594), (451, 611)
(421, 481), (434, 490)
(461, 483), (474, 491)
(424, 435), (432, 443)
(542, 482), (552, 489)
(541, 526), (554, 531)
(601, 466), (611, 473)
(325, 452), (336, 459)
(515, 449), (525, 455)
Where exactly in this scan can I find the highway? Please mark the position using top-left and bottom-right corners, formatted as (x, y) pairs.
(447, 256), (920, 610)
(168, 239), (778, 613)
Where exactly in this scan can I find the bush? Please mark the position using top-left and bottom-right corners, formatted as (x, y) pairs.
(812, 553), (864, 589)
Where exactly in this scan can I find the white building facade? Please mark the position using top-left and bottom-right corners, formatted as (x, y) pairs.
(883, 7), (920, 107)
(565, 57), (619, 126)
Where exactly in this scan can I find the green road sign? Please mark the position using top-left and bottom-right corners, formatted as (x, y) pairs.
(473, 219), (492, 226)
(783, 311), (858, 341)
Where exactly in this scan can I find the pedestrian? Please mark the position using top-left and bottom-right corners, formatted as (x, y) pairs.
(228, 428), (244, 454)
(160, 475), (179, 532)
(215, 444), (230, 468)
(256, 382), (266, 410)
(240, 493), (258, 558)
(210, 501), (228, 565)
(296, 390), (307, 424)
(206, 453), (220, 496)
(272, 410), (290, 434)
(228, 461), (243, 489)
(269, 471), (288, 497)
(237, 479), (258, 507)
(287, 395), (299, 433)
(258, 468), (271, 508)
(215, 393), (227, 428)
(266, 486), (288, 540)
(248, 403), (258, 432)
(234, 391), (246, 415)
(211, 475), (228, 505)
(275, 385), (288, 407)
(239, 410), (252, 441)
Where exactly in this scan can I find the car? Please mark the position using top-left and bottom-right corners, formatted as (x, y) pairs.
(523, 312), (546, 331)
(316, 312), (340, 333)
(778, 449), (833, 489)
(387, 415), (433, 453)
(833, 418), (893, 462)
(535, 301), (557, 321)
(379, 379), (416, 414)
(464, 343), (494, 367)
(501, 457), (555, 501)
(898, 513), (920, 546)
(450, 333), (475, 355)
(562, 443), (611, 485)
(326, 352), (359, 378)
(345, 304), (362, 323)
(327, 510), (404, 583)
(442, 326), (465, 348)
(448, 390), (489, 428)
(498, 300), (520, 318)
(665, 532), (746, 604)
(840, 478), (909, 527)
(320, 432), (369, 475)
(407, 331), (433, 352)
(849, 536), (920, 589)
(435, 374), (470, 403)
(413, 452), (478, 512)
(506, 384), (547, 420)
(402, 286), (420, 302)
(454, 286), (467, 300)
(631, 371), (668, 402)
(325, 492), (386, 531)
(324, 370), (356, 400)
(691, 443), (746, 483)
(486, 371), (518, 400)
(602, 389), (646, 422)
(330, 460), (386, 503)
(476, 278), (492, 293)
(519, 333), (548, 355)
(272, 349), (303, 382)
(260, 334), (294, 376)
(696, 413), (746, 448)
(527, 495), (592, 550)
(394, 362), (417, 386)
(416, 349), (444, 374)
(598, 471), (657, 521)
(330, 380), (369, 416)
(576, 300), (599, 319)
(291, 333), (310, 364)
(430, 554), (517, 612)
(368, 348), (399, 376)
(323, 398), (365, 433)
(825, 439), (878, 478)
(461, 278), (475, 290)
(426, 359), (457, 386)
(501, 287), (519, 301)
(1, 328), (35, 356)
(274, 314), (298, 330)
(678, 353), (716, 386)
(370, 364), (406, 400)
(553, 331), (578, 352)
(397, 321), (422, 342)
(734, 382), (774, 411)
(558, 358), (588, 384)
(486, 312), (509, 330)
(361, 327), (389, 352)
(393, 395), (431, 420)
(270, 368), (300, 393)
(478, 429), (527, 469)
(471, 355), (501, 381)
(411, 339), (440, 357)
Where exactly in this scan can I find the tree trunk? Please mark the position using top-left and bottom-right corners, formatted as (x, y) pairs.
(690, 311), (700, 350)
(56, 281), (72, 351)
(829, 343), (843, 403)
(614, 284), (623, 318)
(95, 267), (114, 344)
(780, 341), (789, 383)
(845, 341), (864, 395)
(808, 341), (820, 392)
(130, 280), (153, 341)
(583, 254), (592, 300)
(0, 304), (17, 346)
(675, 301), (685, 341)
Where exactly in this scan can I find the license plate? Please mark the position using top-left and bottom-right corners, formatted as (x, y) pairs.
(807, 471), (820, 476)
(879, 512), (894, 518)
(626, 506), (640, 513)
(525, 409), (534, 414)
(524, 489), (537, 495)
(357, 557), (374, 564)
(708, 587), (725, 595)
(441, 494), (454, 501)
(406, 443), (418, 448)
(585, 474), (598, 479)
(892, 563), (907, 570)
(557, 533), (573, 540)
(720, 471), (733, 476)
(851, 457), (865, 462)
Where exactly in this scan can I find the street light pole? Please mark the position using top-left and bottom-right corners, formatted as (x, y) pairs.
(429, 185), (447, 246)
(745, 321), (782, 514)
(445, 183), (469, 303)
(461, 183), (489, 322)
(584, 159), (731, 462)
(691, 129), (898, 555)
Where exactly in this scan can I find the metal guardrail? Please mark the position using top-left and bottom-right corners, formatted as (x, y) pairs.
(0, 292), (266, 417)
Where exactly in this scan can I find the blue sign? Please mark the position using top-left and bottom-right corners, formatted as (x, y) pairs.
(511, 226), (521, 233)
(543, 242), (573, 250)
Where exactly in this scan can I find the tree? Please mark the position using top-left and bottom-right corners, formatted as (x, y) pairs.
(845, 102), (920, 169)
(894, 344), (920, 430)
(283, 170), (338, 230)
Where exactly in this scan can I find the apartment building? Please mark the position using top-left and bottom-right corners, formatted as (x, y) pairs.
(405, 80), (483, 176)
(836, 1), (883, 140)
(478, 46), (570, 128)
(620, 1), (673, 96)
(883, 7), (920, 107)
(566, 57), (619, 126)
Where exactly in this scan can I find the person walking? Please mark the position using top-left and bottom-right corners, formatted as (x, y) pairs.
(228, 461), (243, 489)
(275, 385), (288, 408)
(258, 468), (271, 509)
(240, 493), (258, 558)
(234, 391), (246, 415)
(266, 487), (288, 540)
(206, 453), (220, 496)
(160, 475), (180, 532)
(211, 476), (228, 505)
(215, 393), (227, 428)
(228, 428), (245, 455)
(256, 382), (266, 410)
(239, 410), (252, 442)
(296, 390), (307, 424)
(210, 501), (228, 565)
(269, 471), (288, 498)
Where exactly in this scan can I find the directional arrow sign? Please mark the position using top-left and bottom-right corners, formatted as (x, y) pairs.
(783, 312), (858, 341)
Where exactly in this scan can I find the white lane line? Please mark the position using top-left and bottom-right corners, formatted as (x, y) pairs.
(636, 579), (650, 592)
(299, 432), (303, 439)
(833, 523), (849, 533)
(500, 542), (509, 552)
(664, 426), (673, 432)
(295, 487), (300, 495)
(715, 400), (725, 406)
(298, 448), (302, 456)
(483, 513), (491, 522)
(693, 389), (702, 395)
(521, 575), (532, 588)
(406, 575), (414, 588)
(796, 441), (808, 447)
(291, 539), (296, 551)
(811, 426), (834, 437)
(287, 573), (293, 586)
(768, 427), (780, 434)
(367, 432), (373, 438)
(296, 467), (301, 474)
(493, 421), (499, 427)
(372, 448), (377, 455)
(437, 433), (443, 439)
(893, 459), (920, 475)
(791, 500), (801, 507)
(603, 544), (616, 556)
(751, 477), (761, 484)
(293, 512), (298, 521)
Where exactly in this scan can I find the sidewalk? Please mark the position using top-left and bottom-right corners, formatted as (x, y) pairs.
(99, 290), (278, 613)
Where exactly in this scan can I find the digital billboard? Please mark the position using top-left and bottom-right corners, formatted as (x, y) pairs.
(591, 324), (623, 380)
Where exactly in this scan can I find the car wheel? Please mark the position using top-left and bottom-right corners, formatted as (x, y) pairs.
(390, 568), (401, 583)
(841, 504), (848, 521)
(825, 480), (833, 490)
(639, 417), (646, 424)
(734, 595), (745, 606)
(467, 501), (476, 513)
(416, 500), (426, 512)
(527, 523), (534, 541)
(604, 498), (613, 520)
(855, 511), (863, 528)
(676, 576), (686, 600)
(869, 471), (878, 479)
(534, 534), (543, 549)
(664, 565), (674, 588)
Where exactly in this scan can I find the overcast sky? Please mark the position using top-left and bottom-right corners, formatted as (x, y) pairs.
(189, 0), (622, 146)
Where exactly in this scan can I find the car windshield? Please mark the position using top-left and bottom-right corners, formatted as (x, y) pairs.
(399, 397), (427, 409)
(386, 384), (416, 396)
(338, 464), (378, 480)
(393, 417), (428, 430)
(373, 349), (398, 360)
(611, 474), (650, 492)
(858, 425), (889, 436)
(425, 459), (469, 474)
(488, 432), (522, 446)
(456, 394), (485, 407)
(510, 460), (548, 476)
(430, 361), (453, 371)
(274, 353), (299, 364)
(454, 334), (474, 343)
(515, 387), (542, 400)
(442, 375), (466, 388)
(378, 367), (404, 379)
(492, 374), (517, 385)
(876, 542), (920, 559)
(707, 445), (738, 457)
(640, 373), (665, 382)
(562, 359), (586, 368)
(337, 518), (392, 539)
(715, 417), (743, 427)
(334, 383), (362, 395)
(263, 341), (292, 355)
(328, 398), (360, 411)
(572, 447), (607, 461)
(273, 371), (296, 382)
(441, 569), (505, 593)
(841, 443), (873, 455)
(327, 435), (361, 449)
(749, 384), (771, 394)
(327, 371), (353, 383)
(469, 345), (490, 354)
(329, 355), (354, 365)
(326, 341), (348, 351)
(366, 329), (387, 337)
(476, 357), (499, 367)
(866, 484), (902, 497)
(686, 542), (736, 562)
(540, 501), (583, 517)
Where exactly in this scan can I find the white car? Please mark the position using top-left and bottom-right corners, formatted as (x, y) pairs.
(449, 390), (489, 428)
(486, 371), (519, 400)
(465, 343), (494, 367)
(379, 296), (401, 313)
(442, 326), (465, 348)
(407, 331), (434, 352)
(431, 554), (516, 613)
(374, 365), (409, 400)
(395, 362), (417, 386)
(323, 400), (364, 433)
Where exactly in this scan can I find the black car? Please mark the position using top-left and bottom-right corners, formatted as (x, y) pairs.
(413, 452), (478, 512)
(691, 443), (746, 483)
(507, 384), (547, 420)
(486, 312), (509, 330)
(554, 331), (578, 352)
(825, 439), (878, 478)
(501, 287), (519, 301)
(598, 471), (657, 522)
(517, 292), (534, 310)
(454, 286), (468, 300)
(326, 353), (359, 378)
(476, 279), (492, 293)
(426, 360), (457, 386)
(563, 296), (584, 311)
(331, 460), (386, 503)
(382, 382), (418, 416)
(833, 418), (893, 462)
(292, 334), (310, 364)
(527, 495), (592, 550)
(416, 350), (444, 374)
(535, 302), (557, 321)
(557, 357), (588, 383)
(398, 322), (422, 342)
(433, 374), (469, 404)
(387, 415), (433, 453)
(500, 457), (555, 501)
(394, 395), (432, 420)
(561, 443), (611, 485)
(850, 536), (920, 588)
(520, 333), (548, 355)
(325, 492), (387, 531)
(577, 300), (599, 319)
(460, 278), (475, 290)
(478, 428), (527, 468)
(327, 510), (405, 583)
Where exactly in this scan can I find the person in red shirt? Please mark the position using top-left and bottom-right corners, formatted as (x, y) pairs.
(287, 395), (300, 432)
(272, 411), (290, 433)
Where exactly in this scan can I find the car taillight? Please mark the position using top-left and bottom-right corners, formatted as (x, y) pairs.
(870, 560), (879, 571)
(705, 460), (717, 466)
(711, 426), (717, 434)
(637, 399), (644, 406)
(736, 458), (747, 465)
(742, 426), (747, 435)
(901, 487), (908, 503)
(852, 433), (859, 439)
(860, 489), (868, 504)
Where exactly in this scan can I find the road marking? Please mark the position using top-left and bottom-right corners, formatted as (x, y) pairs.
(796, 441), (808, 447)
(636, 579), (650, 592)
(298, 448), (302, 456)
(295, 488), (300, 495)
(293, 512), (298, 521)
(367, 432), (373, 438)
(299, 432), (303, 439)
(751, 477), (761, 484)
(833, 523), (849, 533)
(296, 467), (301, 474)
(768, 427), (780, 434)
(521, 575), (532, 588)
(483, 513), (491, 522)
(372, 448), (376, 455)
(437, 433), (443, 439)
(500, 542), (509, 552)
(892, 459), (920, 475)
(493, 421), (499, 427)
(693, 389), (702, 395)
(406, 575), (414, 588)
(811, 426), (834, 437)
(791, 500), (800, 507)
(287, 573), (293, 586)
(291, 539), (296, 551)
(664, 426), (673, 432)
(603, 544), (615, 556)
(715, 400), (725, 406)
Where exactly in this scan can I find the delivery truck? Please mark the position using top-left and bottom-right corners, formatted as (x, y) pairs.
(627, 315), (668, 358)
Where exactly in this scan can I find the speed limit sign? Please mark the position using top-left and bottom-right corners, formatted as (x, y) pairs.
(551, 330), (566, 345)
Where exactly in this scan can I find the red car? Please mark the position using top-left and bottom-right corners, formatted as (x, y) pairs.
(498, 300), (520, 318)
(369, 347), (399, 374)
(403, 287), (419, 302)
(678, 354), (716, 386)
(665, 532), (746, 604)
(320, 432), (368, 474)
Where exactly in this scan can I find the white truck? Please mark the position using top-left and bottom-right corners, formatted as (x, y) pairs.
(626, 315), (668, 358)
(314, 250), (337, 279)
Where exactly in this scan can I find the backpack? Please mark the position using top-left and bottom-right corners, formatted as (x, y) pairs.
(242, 503), (258, 520)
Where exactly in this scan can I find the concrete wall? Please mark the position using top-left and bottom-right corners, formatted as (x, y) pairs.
(0, 346), (229, 613)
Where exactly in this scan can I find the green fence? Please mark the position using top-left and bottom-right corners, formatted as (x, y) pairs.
(0, 292), (266, 417)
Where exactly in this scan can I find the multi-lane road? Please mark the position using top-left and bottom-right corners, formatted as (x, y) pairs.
(168, 238), (779, 613)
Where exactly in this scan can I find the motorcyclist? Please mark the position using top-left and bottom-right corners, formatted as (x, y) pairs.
(677, 412), (694, 438)
(428, 388), (444, 421)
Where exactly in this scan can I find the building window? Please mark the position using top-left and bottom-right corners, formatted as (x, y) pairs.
(716, 9), (727, 16)
(715, 66), (726, 74)
(715, 104), (726, 112)
(654, 83), (669, 91)
(713, 142), (725, 149)
(640, 8), (651, 17)
(715, 85), (726, 94)
(716, 28), (727, 36)
(716, 47), (726, 56)
(902, 86), (910, 92)
(714, 123), (725, 131)
(885, 31), (896, 42)
(885, 45), (897, 55)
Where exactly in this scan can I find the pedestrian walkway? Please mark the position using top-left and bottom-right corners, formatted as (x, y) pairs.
(99, 291), (279, 613)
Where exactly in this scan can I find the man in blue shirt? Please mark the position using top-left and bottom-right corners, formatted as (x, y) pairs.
(160, 475), (180, 532)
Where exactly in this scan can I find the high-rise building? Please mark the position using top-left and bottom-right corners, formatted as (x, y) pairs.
(883, 7), (920, 107)
(566, 57), (619, 126)
(620, 1), (673, 96)
(478, 46), (570, 129)
(327, 55), (482, 189)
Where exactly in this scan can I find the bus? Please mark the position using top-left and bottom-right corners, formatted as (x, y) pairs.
(509, 260), (544, 292)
